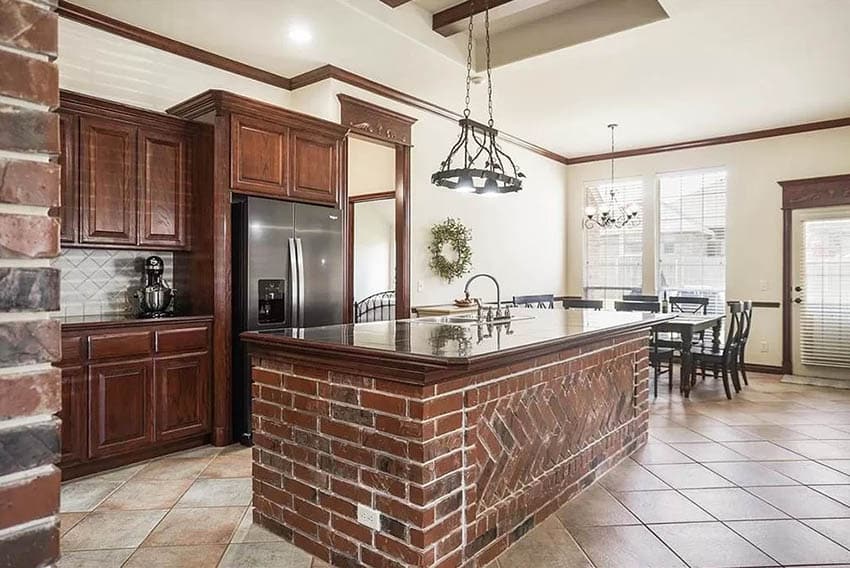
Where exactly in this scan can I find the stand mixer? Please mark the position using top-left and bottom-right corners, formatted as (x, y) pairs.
(135, 255), (175, 318)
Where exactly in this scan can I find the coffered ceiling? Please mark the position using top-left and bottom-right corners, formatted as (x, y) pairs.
(61, 0), (850, 157)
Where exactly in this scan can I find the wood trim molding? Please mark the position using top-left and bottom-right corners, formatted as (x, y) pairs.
(338, 94), (416, 146)
(745, 363), (784, 375)
(57, 0), (292, 90)
(433, 0), (515, 36)
(61, 89), (193, 131)
(778, 173), (850, 374)
(569, 117), (850, 164)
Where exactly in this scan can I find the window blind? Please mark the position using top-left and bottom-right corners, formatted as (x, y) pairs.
(799, 218), (850, 368)
(658, 169), (727, 314)
(583, 179), (644, 303)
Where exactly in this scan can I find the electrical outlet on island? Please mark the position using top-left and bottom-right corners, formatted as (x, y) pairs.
(357, 504), (381, 531)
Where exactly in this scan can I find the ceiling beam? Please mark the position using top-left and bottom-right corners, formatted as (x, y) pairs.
(433, 0), (516, 36)
(379, 0), (414, 7)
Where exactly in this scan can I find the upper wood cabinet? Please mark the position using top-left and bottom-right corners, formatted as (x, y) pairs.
(231, 113), (288, 196)
(139, 128), (188, 248)
(59, 91), (195, 251)
(79, 116), (138, 246)
(289, 130), (340, 205)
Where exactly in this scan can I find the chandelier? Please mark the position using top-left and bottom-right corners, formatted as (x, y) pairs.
(584, 124), (639, 229)
(431, 0), (524, 195)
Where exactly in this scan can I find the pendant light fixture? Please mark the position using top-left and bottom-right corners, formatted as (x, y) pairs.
(431, 0), (524, 195)
(583, 123), (639, 229)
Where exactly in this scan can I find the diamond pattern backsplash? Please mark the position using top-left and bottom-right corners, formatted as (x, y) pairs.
(50, 248), (174, 316)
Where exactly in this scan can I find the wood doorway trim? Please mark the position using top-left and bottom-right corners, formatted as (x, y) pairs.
(339, 95), (416, 322)
(777, 173), (850, 374)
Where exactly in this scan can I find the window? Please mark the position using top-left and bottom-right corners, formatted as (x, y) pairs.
(658, 169), (727, 314)
(583, 178), (644, 303)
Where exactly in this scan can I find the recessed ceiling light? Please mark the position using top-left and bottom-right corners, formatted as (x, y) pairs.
(288, 23), (313, 45)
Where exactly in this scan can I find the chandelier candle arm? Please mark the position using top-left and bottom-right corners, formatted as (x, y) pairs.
(584, 123), (640, 229)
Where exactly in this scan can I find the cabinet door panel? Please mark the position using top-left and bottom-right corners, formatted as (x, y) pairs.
(79, 117), (137, 245)
(59, 112), (79, 243)
(59, 365), (87, 465)
(139, 128), (188, 249)
(89, 359), (153, 458)
(289, 130), (338, 205)
(155, 353), (210, 441)
(231, 114), (288, 195)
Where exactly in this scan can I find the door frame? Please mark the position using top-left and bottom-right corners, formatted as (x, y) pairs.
(778, 173), (850, 374)
(338, 94), (416, 322)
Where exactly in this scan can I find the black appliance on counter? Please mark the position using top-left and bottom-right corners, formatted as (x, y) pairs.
(231, 196), (344, 445)
(135, 255), (175, 318)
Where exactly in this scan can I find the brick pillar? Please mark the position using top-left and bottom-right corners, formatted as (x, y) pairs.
(0, 1), (62, 567)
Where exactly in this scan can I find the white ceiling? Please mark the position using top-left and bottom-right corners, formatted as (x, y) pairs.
(65, 0), (850, 157)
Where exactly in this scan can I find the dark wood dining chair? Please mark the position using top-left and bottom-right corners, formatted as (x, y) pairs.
(513, 294), (555, 309)
(615, 300), (660, 313)
(562, 298), (603, 310)
(623, 294), (659, 302)
(691, 301), (744, 399)
(670, 296), (710, 314)
(737, 301), (753, 386)
(650, 330), (675, 398)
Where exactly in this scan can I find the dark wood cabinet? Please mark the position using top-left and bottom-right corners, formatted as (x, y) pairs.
(289, 130), (339, 205)
(55, 317), (213, 479)
(89, 358), (154, 459)
(139, 128), (189, 249)
(155, 354), (210, 441)
(59, 365), (87, 465)
(231, 113), (288, 196)
(79, 116), (138, 246)
(59, 112), (79, 243)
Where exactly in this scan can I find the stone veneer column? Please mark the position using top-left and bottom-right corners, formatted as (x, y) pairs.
(0, 1), (62, 567)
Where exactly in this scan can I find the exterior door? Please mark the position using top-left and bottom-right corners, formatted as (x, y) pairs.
(791, 206), (850, 383)
(79, 117), (137, 245)
(139, 128), (188, 249)
(155, 354), (210, 441)
(88, 359), (154, 458)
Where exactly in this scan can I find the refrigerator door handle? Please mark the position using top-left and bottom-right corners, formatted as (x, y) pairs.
(288, 237), (299, 327)
(295, 238), (306, 326)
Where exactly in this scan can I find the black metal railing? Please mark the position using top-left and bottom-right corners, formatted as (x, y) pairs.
(354, 290), (396, 323)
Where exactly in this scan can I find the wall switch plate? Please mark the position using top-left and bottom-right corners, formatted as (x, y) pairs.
(759, 279), (769, 292)
(357, 504), (381, 531)
(417, 280), (424, 292)
(760, 340), (769, 353)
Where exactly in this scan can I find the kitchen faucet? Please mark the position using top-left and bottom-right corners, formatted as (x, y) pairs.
(463, 273), (511, 323)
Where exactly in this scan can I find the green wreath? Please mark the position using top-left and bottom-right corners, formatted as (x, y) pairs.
(428, 217), (472, 283)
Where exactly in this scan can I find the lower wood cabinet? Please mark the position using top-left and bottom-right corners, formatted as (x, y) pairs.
(55, 317), (213, 479)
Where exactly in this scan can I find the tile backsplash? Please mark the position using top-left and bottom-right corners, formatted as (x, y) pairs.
(50, 248), (174, 316)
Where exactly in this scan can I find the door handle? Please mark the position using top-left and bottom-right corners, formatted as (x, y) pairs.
(288, 238), (298, 326)
(793, 297), (802, 304)
(295, 238), (305, 326)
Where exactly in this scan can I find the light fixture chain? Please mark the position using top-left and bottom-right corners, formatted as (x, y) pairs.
(463, 0), (475, 118)
(485, 0), (494, 127)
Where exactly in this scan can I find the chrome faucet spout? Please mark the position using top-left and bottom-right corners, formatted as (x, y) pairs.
(463, 273), (502, 321)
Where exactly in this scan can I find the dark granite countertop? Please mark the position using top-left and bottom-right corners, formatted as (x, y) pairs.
(242, 309), (675, 383)
(53, 313), (214, 331)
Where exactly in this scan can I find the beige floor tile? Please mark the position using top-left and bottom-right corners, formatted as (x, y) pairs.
(649, 522), (777, 568)
(98, 479), (193, 511)
(231, 507), (285, 543)
(760, 460), (850, 485)
(649, 427), (712, 443)
(93, 463), (148, 482)
(822, 460), (850, 475)
(124, 544), (227, 567)
(670, 442), (750, 462)
(497, 517), (592, 568)
(722, 441), (806, 461)
(171, 445), (225, 459)
(688, 426), (763, 443)
(568, 524), (687, 568)
(727, 519), (850, 565)
(556, 485), (639, 527)
(61, 509), (168, 551)
(776, 439), (850, 460)
(747, 485), (850, 518)
(200, 449), (253, 478)
(58, 548), (135, 568)
(176, 478), (252, 508)
(615, 490), (713, 524)
(135, 457), (213, 480)
(630, 442), (693, 465)
(642, 463), (734, 489)
(59, 512), (87, 537)
(789, 425), (850, 440)
(143, 506), (245, 546)
(218, 541), (313, 568)
(804, 518), (850, 549)
(681, 488), (787, 521)
(598, 462), (669, 492)
(60, 479), (123, 512)
(739, 425), (812, 441)
(702, 461), (797, 487)
(813, 485), (850, 507)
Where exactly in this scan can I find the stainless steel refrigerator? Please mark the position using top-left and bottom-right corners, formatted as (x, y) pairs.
(231, 195), (343, 444)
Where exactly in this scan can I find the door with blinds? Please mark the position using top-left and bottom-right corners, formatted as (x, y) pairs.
(791, 206), (850, 382)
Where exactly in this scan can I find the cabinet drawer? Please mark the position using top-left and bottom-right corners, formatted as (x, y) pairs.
(88, 331), (152, 360)
(61, 335), (83, 365)
(155, 326), (209, 354)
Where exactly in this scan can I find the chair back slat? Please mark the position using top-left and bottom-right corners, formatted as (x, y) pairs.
(513, 294), (555, 309)
(670, 296), (710, 314)
(562, 298), (604, 310)
(723, 301), (744, 360)
(615, 300), (660, 313)
(623, 294), (659, 302)
(740, 301), (754, 341)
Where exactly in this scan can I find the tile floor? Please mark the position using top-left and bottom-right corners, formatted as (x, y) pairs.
(59, 372), (850, 567)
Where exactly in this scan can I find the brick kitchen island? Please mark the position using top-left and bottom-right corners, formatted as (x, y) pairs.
(241, 309), (672, 568)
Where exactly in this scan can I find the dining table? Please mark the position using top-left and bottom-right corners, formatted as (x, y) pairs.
(653, 313), (725, 398)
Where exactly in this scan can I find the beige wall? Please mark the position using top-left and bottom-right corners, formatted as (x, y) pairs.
(353, 200), (396, 302)
(566, 126), (850, 367)
(348, 138), (396, 197)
